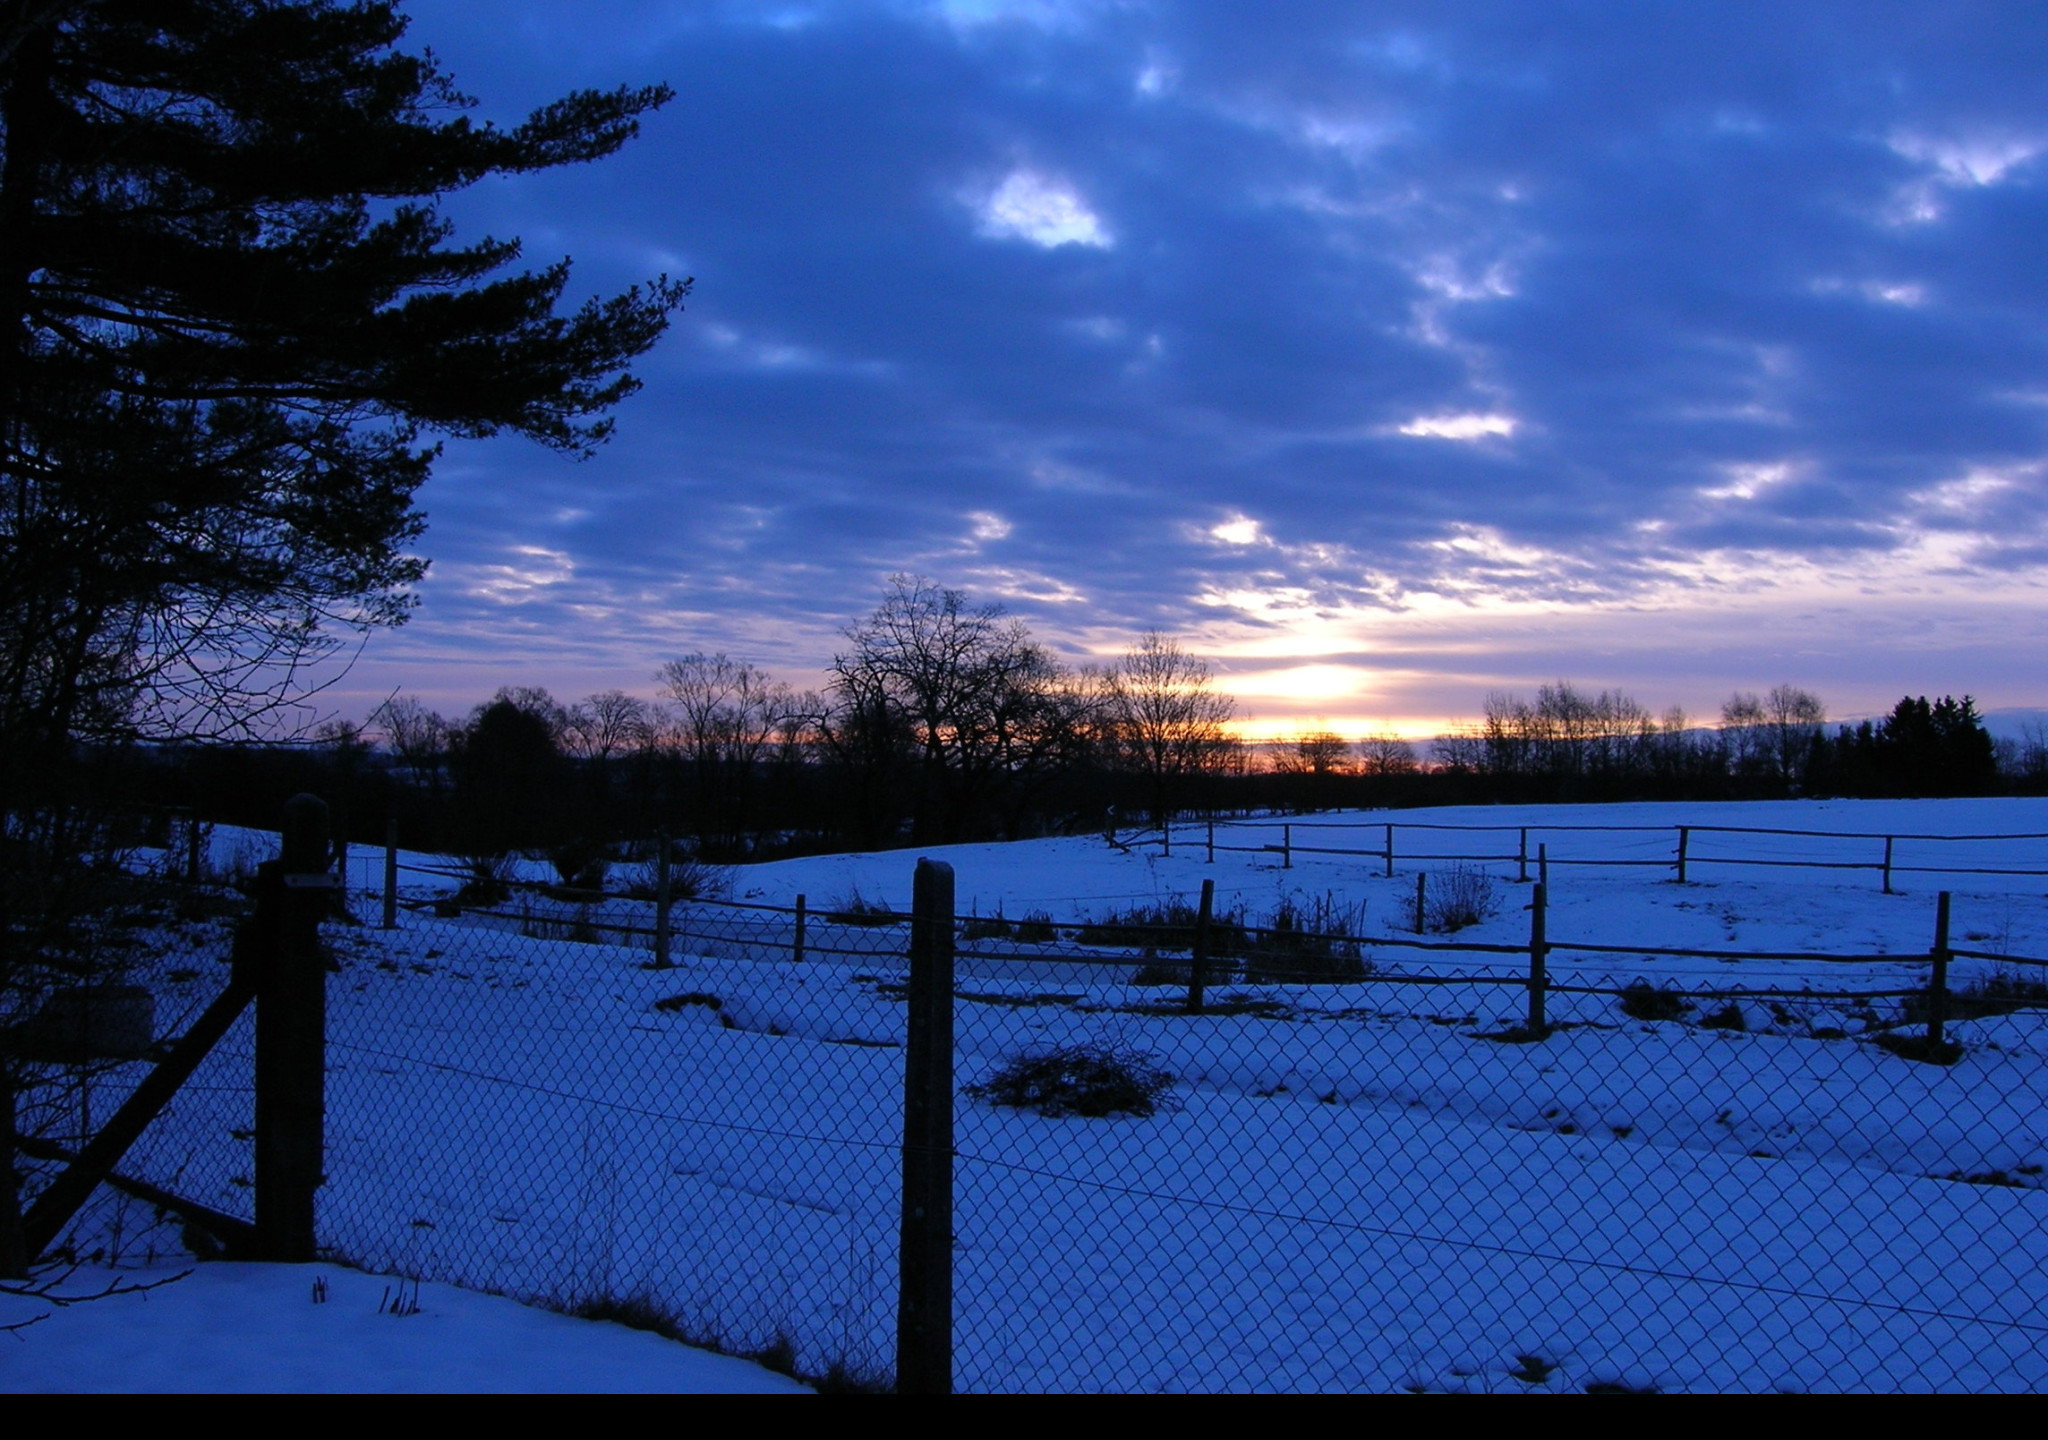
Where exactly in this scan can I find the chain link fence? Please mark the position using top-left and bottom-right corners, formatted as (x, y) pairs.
(15, 886), (253, 1263)
(948, 917), (2048, 1391)
(43, 862), (2048, 1391)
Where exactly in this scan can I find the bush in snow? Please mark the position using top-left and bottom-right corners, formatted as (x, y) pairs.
(967, 1043), (1174, 1118)
(1423, 864), (1497, 934)
(1242, 896), (1369, 983)
(1699, 1001), (1748, 1032)
(1619, 980), (1688, 1022)
(620, 852), (733, 903)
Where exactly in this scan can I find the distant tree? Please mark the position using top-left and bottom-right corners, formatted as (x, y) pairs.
(1100, 633), (1237, 824)
(1720, 692), (1770, 784)
(1762, 685), (1826, 793)
(656, 654), (794, 852)
(563, 689), (650, 765)
(477, 687), (573, 745)
(450, 700), (563, 855)
(1876, 695), (1997, 797)
(1429, 730), (1486, 775)
(1358, 732), (1420, 777)
(828, 577), (1089, 843)
(1480, 682), (1653, 795)
(369, 694), (451, 792)
(1272, 725), (1351, 778)
(2016, 720), (2048, 792)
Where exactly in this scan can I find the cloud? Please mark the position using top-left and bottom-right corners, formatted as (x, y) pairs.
(972, 169), (1113, 248)
(335, 1), (2048, 726)
(1396, 413), (1518, 441)
(1208, 515), (1265, 546)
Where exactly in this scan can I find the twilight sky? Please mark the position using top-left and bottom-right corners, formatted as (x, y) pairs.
(334, 1), (2048, 737)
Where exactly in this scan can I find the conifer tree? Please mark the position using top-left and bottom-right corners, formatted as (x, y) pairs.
(0, 0), (687, 769)
(0, 0), (685, 1276)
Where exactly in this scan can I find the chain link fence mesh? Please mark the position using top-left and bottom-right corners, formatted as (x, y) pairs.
(31, 862), (2048, 1390)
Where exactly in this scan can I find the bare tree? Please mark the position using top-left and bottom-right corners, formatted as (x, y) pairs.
(1272, 724), (1351, 777)
(1358, 732), (1420, 776)
(369, 694), (451, 792)
(828, 577), (1089, 842)
(1478, 682), (1655, 790)
(1721, 691), (1768, 780)
(562, 689), (650, 764)
(657, 655), (789, 770)
(657, 653), (798, 851)
(2016, 720), (2048, 787)
(1763, 684), (1826, 791)
(1430, 729), (1486, 774)
(1099, 632), (1238, 824)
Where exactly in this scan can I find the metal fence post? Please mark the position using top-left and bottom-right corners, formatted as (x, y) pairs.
(1539, 842), (1549, 893)
(1385, 823), (1394, 879)
(899, 858), (955, 1395)
(1282, 823), (1292, 869)
(1527, 882), (1548, 1034)
(1676, 826), (1689, 884)
(653, 832), (672, 969)
(1163, 815), (1171, 858)
(1188, 878), (1214, 1014)
(1414, 873), (1427, 935)
(382, 819), (399, 930)
(1518, 827), (1528, 884)
(793, 893), (807, 965)
(1927, 890), (1952, 1050)
(1883, 836), (1895, 896)
(1207, 817), (1215, 865)
(256, 793), (329, 1262)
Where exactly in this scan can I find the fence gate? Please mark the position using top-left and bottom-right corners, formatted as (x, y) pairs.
(7, 795), (334, 1272)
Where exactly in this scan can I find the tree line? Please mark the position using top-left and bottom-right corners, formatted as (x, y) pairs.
(135, 577), (2044, 868)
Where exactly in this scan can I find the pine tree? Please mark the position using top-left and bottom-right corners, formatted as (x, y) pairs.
(0, 0), (686, 1277)
(0, 0), (688, 770)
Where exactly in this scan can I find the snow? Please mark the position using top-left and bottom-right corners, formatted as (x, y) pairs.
(62, 796), (2048, 1390)
(0, 1262), (810, 1393)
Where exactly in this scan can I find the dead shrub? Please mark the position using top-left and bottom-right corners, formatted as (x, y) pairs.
(966, 1043), (1174, 1118)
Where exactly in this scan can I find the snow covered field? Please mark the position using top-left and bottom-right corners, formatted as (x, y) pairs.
(80, 798), (2048, 1390)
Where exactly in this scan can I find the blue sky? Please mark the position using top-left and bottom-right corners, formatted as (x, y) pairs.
(336, 1), (2048, 735)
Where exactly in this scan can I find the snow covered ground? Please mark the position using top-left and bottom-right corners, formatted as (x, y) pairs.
(81, 796), (2048, 1391)
(0, 1263), (809, 1393)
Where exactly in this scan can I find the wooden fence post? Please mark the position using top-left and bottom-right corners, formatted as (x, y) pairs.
(333, 833), (348, 920)
(1206, 818), (1215, 865)
(0, 1076), (23, 1278)
(382, 819), (399, 930)
(1883, 836), (1895, 896)
(653, 833), (672, 969)
(1188, 878), (1214, 1014)
(185, 810), (202, 884)
(899, 858), (955, 1395)
(1414, 873), (1427, 935)
(1282, 824), (1292, 869)
(1527, 882), (1548, 1034)
(1539, 842), (1549, 893)
(1518, 828), (1528, 884)
(1676, 826), (1689, 884)
(1384, 823), (1394, 879)
(1162, 815), (1171, 859)
(793, 894), (807, 965)
(256, 793), (330, 1262)
(1927, 891), (1951, 1050)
